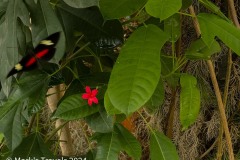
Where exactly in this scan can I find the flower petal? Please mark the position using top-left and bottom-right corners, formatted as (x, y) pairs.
(88, 98), (93, 106)
(91, 89), (98, 96)
(82, 93), (90, 99)
(91, 97), (98, 104)
(85, 86), (91, 93)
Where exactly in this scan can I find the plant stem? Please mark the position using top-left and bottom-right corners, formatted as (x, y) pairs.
(189, 5), (234, 160)
(227, 0), (240, 28)
(217, 48), (233, 159)
(207, 60), (234, 160)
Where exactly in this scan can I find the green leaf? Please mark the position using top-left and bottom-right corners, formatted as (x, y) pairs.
(180, 74), (200, 130)
(104, 91), (121, 115)
(181, 0), (192, 10)
(145, 78), (165, 111)
(0, 71), (49, 121)
(0, 104), (23, 151)
(85, 107), (113, 133)
(63, 0), (99, 8)
(161, 56), (180, 88)
(53, 94), (99, 120)
(115, 124), (141, 160)
(199, 0), (229, 22)
(197, 13), (240, 56)
(185, 39), (221, 60)
(24, 0), (65, 61)
(150, 131), (179, 160)
(0, 0), (30, 95)
(108, 24), (169, 115)
(95, 132), (121, 160)
(145, 0), (182, 20)
(55, 1), (103, 50)
(164, 14), (181, 42)
(28, 78), (49, 114)
(99, 0), (147, 19)
(11, 133), (53, 158)
(0, 132), (4, 141)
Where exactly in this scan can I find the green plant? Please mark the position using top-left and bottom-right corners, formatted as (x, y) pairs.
(0, 0), (240, 159)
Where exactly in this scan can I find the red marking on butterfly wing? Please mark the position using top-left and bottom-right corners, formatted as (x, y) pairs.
(25, 49), (49, 67)
(25, 57), (36, 67)
(35, 49), (49, 59)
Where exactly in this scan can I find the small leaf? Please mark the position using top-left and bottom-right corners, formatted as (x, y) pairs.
(199, 0), (229, 22)
(181, 0), (192, 10)
(150, 131), (179, 160)
(115, 124), (142, 160)
(99, 0), (147, 19)
(198, 13), (240, 55)
(145, 0), (182, 20)
(180, 74), (200, 130)
(12, 133), (53, 158)
(185, 39), (221, 60)
(164, 14), (181, 42)
(95, 132), (121, 160)
(63, 0), (99, 8)
(85, 107), (113, 133)
(53, 94), (99, 120)
(108, 24), (169, 115)
(161, 56), (180, 88)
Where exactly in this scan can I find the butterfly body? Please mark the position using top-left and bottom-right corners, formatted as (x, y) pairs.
(7, 32), (60, 78)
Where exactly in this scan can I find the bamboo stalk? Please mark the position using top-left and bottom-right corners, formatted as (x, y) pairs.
(47, 84), (74, 156)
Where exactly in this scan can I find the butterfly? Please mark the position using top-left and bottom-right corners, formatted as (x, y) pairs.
(7, 32), (60, 78)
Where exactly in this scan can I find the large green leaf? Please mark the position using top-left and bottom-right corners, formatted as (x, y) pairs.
(95, 132), (121, 160)
(180, 74), (200, 130)
(56, 1), (123, 52)
(0, 71), (49, 121)
(99, 0), (147, 19)
(56, 1), (103, 50)
(145, 0), (182, 20)
(104, 91), (121, 115)
(63, 0), (99, 8)
(115, 124), (141, 160)
(197, 13), (240, 56)
(150, 131), (179, 160)
(24, 0), (65, 61)
(0, 0), (30, 95)
(85, 107), (113, 133)
(0, 104), (23, 151)
(108, 24), (169, 115)
(53, 94), (99, 120)
(11, 133), (53, 158)
(185, 38), (221, 60)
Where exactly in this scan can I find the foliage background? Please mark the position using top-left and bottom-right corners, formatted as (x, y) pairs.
(0, 0), (240, 160)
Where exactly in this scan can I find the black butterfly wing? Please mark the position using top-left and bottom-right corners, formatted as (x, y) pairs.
(6, 54), (38, 78)
(33, 32), (60, 61)
(6, 32), (60, 78)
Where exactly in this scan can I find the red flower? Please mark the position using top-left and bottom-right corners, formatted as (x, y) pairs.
(82, 86), (98, 106)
